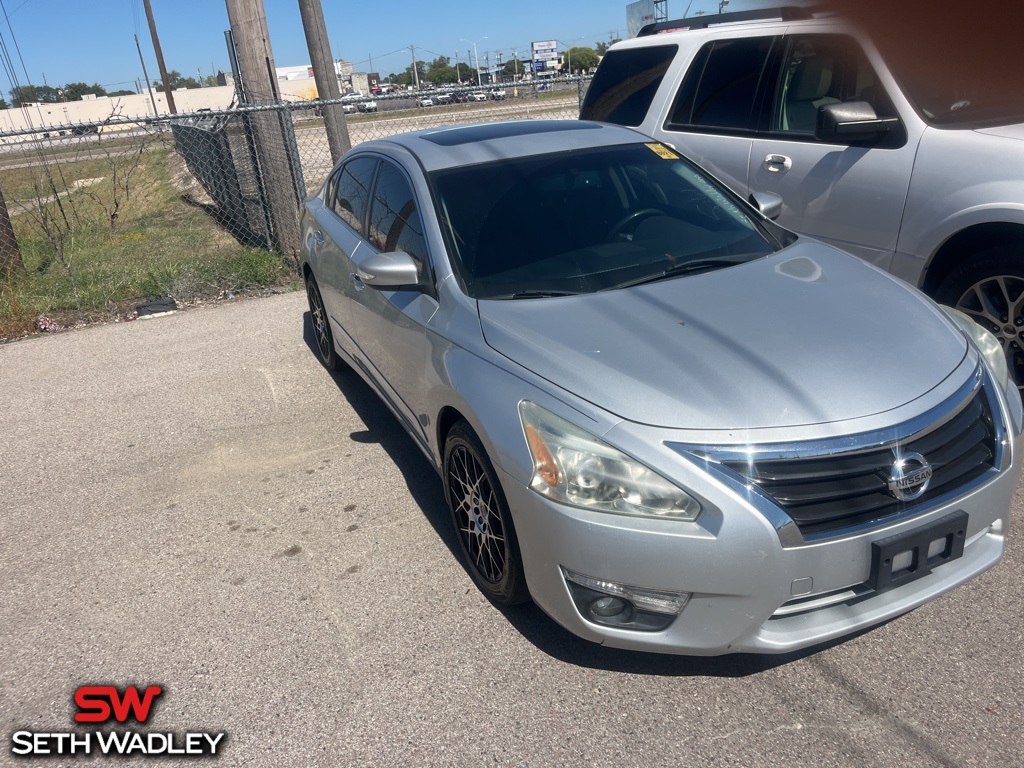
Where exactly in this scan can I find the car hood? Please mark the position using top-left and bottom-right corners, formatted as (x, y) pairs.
(478, 244), (968, 431)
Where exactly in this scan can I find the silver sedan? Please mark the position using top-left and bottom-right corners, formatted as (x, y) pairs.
(299, 120), (1022, 655)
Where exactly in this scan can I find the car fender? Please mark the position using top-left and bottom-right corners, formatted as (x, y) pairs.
(428, 343), (621, 489)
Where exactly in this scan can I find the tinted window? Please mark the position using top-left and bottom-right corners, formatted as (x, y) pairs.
(580, 45), (677, 126)
(432, 143), (775, 299)
(668, 37), (774, 131)
(331, 156), (377, 234)
(367, 162), (428, 274)
(773, 34), (898, 134)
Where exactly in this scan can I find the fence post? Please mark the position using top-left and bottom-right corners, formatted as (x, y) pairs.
(278, 103), (307, 203)
(0, 185), (24, 281)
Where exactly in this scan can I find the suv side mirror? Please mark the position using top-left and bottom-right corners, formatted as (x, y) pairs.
(355, 250), (421, 290)
(816, 101), (900, 143)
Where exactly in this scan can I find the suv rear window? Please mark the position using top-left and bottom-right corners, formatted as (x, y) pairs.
(580, 45), (677, 126)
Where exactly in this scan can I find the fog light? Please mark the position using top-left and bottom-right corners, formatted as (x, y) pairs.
(590, 596), (628, 618)
(562, 567), (690, 632)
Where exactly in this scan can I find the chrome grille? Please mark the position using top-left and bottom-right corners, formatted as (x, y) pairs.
(719, 380), (998, 538)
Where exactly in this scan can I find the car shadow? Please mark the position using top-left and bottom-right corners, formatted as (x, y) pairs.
(302, 312), (863, 677)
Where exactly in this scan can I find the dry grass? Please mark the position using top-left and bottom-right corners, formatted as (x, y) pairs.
(0, 140), (297, 339)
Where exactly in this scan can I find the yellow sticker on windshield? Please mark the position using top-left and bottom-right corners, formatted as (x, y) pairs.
(645, 142), (678, 159)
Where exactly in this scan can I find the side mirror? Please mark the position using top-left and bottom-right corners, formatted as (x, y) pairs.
(816, 101), (900, 143)
(749, 191), (783, 221)
(354, 250), (421, 289)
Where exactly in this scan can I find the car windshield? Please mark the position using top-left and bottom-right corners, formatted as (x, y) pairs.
(431, 143), (777, 299)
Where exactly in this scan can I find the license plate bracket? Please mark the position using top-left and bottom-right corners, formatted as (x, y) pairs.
(869, 510), (969, 592)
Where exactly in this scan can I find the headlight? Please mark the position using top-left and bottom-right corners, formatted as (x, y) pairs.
(940, 305), (1011, 392)
(518, 401), (701, 521)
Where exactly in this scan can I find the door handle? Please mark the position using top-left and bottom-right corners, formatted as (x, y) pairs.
(350, 272), (365, 292)
(313, 229), (325, 247)
(763, 154), (793, 173)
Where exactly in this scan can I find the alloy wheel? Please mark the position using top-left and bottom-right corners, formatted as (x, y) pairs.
(447, 444), (508, 584)
(954, 273), (1024, 392)
(307, 281), (332, 362)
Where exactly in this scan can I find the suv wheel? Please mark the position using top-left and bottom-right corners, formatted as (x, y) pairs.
(935, 246), (1024, 391)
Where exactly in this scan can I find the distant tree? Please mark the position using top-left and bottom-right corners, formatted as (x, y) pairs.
(502, 59), (525, 79)
(202, 74), (219, 88)
(61, 82), (107, 101)
(0, 97), (8, 109)
(428, 65), (461, 84)
(562, 46), (599, 74)
(392, 60), (427, 86)
(152, 70), (202, 90)
(10, 84), (60, 106)
(595, 39), (621, 56)
(109, 89), (136, 97)
(427, 55), (450, 72)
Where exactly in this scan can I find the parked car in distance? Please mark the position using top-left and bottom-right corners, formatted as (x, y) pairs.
(452, 91), (469, 103)
(357, 100), (378, 113)
(467, 92), (488, 103)
(434, 92), (453, 104)
(582, 4), (1024, 391)
(417, 96), (434, 108)
(489, 88), (507, 100)
(341, 103), (358, 114)
(300, 119), (1022, 656)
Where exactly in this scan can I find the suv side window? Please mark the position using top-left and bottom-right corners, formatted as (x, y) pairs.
(579, 45), (678, 126)
(331, 156), (378, 234)
(772, 34), (899, 135)
(367, 161), (428, 277)
(667, 37), (775, 132)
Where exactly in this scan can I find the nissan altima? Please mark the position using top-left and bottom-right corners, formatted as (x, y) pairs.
(300, 120), (1022, 655)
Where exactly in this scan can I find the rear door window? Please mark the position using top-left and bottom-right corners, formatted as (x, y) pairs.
(331, 156), (378, 235)
(666, 37), (775, 132)
(580, 45), (677, 126)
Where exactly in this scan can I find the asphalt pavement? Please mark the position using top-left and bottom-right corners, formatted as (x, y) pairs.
(1, 291), (1022, 767)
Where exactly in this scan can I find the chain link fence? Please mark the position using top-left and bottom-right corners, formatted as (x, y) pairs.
(0, 77), (590, 331)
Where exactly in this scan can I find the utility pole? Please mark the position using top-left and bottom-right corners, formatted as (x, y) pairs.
(225, 0), (303, 261)
(297, 0), (350, 163)
(142, 0), (177, 113)
(134, 34), (160, 115)
(409, 45), (420, 89)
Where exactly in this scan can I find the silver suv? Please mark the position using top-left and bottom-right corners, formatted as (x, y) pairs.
(582, 6), (1024, 387)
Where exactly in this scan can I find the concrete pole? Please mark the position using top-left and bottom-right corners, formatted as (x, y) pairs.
(297, 0), (350, 163)
(225, 0), (303, 261)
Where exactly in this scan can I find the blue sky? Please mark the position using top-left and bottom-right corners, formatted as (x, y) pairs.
(0, 0), (782, 95)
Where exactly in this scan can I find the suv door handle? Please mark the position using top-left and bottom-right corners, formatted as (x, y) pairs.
(350, 272), (366, 292)
(313, 229), (325, 247)
(763, 154), (793, 173)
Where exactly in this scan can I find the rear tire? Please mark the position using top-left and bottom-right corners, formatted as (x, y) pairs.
(306, 275), (341, 371)
(934, 246), (1024, 393)
(443, 421), (530, 606)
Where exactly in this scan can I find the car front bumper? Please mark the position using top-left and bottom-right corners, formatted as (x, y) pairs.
(500, 426), (1018, 655)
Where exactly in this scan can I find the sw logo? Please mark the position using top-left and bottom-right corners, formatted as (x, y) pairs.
(10, 684), (226, 757)
(74, 685), (163, 723)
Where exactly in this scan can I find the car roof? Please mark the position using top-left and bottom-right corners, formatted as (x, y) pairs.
(357, 120), (648, 172)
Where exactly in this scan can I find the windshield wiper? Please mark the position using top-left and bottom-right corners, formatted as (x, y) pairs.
(494, 289), (586, 300)
(600, 255), (759, 291)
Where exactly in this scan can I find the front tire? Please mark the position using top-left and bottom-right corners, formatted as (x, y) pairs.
(443, 421), (530, 606)
(935, 246), (1024, 392)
